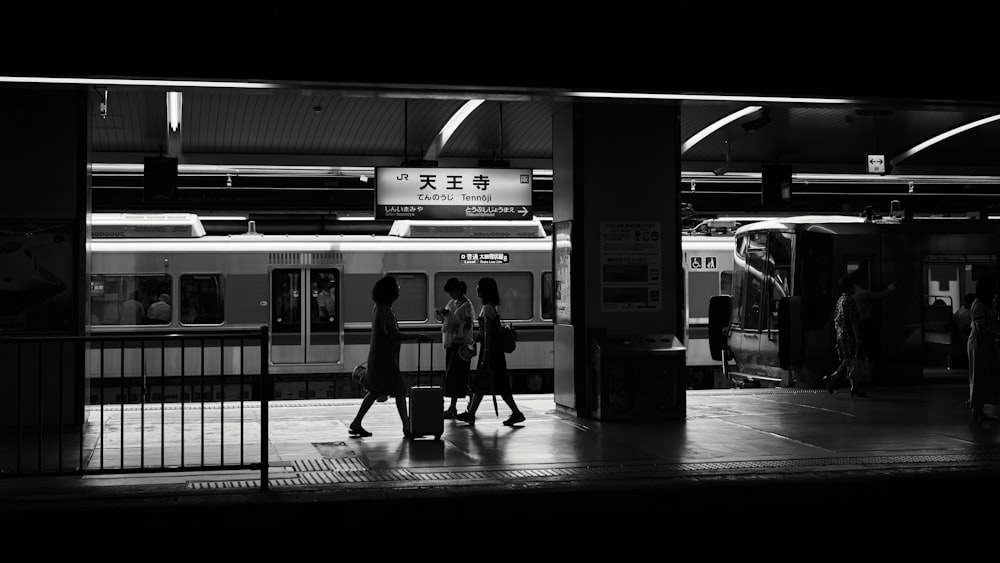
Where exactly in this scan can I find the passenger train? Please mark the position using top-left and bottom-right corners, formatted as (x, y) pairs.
(708, 214), (1000, 389)
(86, 213), (736, 403)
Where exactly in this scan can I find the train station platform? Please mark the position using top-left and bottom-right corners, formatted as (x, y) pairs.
(3, 376), (998, 559)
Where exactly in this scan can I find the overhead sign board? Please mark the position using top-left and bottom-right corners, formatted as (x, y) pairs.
(375, 167), (533, 220)
(867, 154), (886, 174)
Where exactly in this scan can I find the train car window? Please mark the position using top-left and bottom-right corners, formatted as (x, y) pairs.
(434, 272), (534, 320)
(765, 232), (793, 331)
(742, 232), (768, 330)
(730, 235), (747, 329)
(271, 270), (302, 332)
(393, 273), (428, 322)
(720, 271), (733, 295)
(342, 273), (381, 323)
(180, 274), (224, 325)
(310, 269), (340, 327)
(541, 271), (554, 320)
(89, 274), (171, 326)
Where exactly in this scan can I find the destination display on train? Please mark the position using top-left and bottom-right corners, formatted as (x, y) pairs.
(375, 167), (533, 220)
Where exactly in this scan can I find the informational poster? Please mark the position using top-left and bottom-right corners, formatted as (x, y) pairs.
(554, 221), (572, 324)
(600, 221), (662, 312)
(0, 221), (74, 332)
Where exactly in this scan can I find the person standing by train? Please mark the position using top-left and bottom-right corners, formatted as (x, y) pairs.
(824, 274), (868, 397)
(967, 277), (1000, 421)
(456, 277), (526, 426)
(349, 275), (427, 437)
(436, 277), (475, 419)
(851, 268), (895, 384)
(951, 293), (975, 370)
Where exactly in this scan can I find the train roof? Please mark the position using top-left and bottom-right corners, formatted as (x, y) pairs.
(388, 219), (547, 238)
(734, 213), (998, 237)
(91, 213), (548, 240)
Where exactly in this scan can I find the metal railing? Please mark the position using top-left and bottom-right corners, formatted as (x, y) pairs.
(0, 327), (271, 490)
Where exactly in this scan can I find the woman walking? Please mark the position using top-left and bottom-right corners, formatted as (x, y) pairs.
(456, 277), (526, 426)
(349, 275), (423, 437)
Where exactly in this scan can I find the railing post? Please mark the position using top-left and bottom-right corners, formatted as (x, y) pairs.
(259, 325), (269, 492)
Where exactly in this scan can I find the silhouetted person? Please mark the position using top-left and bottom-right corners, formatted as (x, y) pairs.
(349, 275), (425, 438)
(851, 270), (895, 384)
(456, 277), (525, 426)
(825, 274), (867, 397)
(951, 293), (974, 370)
(968, 277), (1000, 421)
(435, 277), (475, 418)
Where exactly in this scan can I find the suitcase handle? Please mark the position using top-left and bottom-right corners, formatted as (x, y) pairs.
(415, 335), (433, 386)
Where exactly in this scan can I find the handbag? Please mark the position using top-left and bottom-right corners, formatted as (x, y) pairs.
(850, 354), (872, 383)
(352, 362), (387, 402)
(458, 342), (476, 362)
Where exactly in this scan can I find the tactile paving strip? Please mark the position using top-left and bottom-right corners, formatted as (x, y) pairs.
(187, 451), (1000, 490)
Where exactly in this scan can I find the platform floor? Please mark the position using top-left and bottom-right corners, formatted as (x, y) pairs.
(3, 378), (999, 559)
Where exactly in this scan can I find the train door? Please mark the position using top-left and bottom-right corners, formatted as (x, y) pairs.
(758, 231), (793, 381)
(921, 256), (995, 368)
(732, 231), (768, 379)
(270, 268), (341, 365)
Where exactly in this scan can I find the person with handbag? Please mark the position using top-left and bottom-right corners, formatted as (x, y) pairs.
(455, 277), (526, 426)
(823, 274), (868, 397)
(435, 277), (475, 418)
(348, 275), (427, 438)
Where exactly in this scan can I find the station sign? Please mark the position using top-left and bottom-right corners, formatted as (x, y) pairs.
(375, 167), (533, 220)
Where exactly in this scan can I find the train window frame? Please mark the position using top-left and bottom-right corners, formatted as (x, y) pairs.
(89, 273), (172, 326)
(434, 272), (534, 321)
(391, 272), (428, 322)
(179, 273), (225, 325)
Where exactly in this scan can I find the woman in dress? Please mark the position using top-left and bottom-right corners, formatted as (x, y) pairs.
(349, 275), (422, 437)
(455, 277), (526, 426)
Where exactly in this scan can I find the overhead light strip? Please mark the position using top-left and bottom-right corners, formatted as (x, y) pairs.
(1, 75), (279, 89)
(890, 113), (1000, 167)
(566, 91), (857, 105)
(681, 106), (762, 154)
(424, 99), (486, 161)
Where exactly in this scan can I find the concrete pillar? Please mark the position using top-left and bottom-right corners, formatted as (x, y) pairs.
(551, 101), (682, 415)
(0, 87), (89, 425)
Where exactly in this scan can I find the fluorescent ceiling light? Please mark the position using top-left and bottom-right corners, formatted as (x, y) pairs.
(890, 113), (1000, 167)
(423, 99), (486, 161)
(167, 91), (182, 132)
(681, 106), (762, 154)
(0, 75), (278, 89)
(566, 91), (856, 105)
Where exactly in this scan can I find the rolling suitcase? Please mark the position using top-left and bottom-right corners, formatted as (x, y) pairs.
(408, 337), (443, 439)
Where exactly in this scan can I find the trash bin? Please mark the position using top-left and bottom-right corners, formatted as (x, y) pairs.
(589, 334), (686, 421)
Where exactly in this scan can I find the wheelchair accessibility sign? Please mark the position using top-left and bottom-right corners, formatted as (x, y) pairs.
(690, 256), (718, 270)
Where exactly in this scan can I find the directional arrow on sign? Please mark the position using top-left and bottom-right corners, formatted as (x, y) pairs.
(519, 206), (529, 216)
(869, 157), (883, 165)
